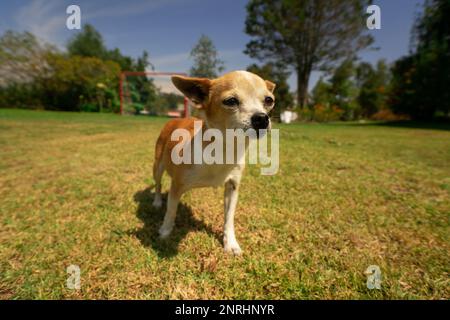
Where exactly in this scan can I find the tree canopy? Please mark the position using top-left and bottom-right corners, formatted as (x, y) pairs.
(245, 0), (373, 108)
(311, 59), (389, 120)
(67, 24), (106, 59)
(390, 0), (450, 119)
(0, 31), (54, 88)
(190, 35), (224, 78)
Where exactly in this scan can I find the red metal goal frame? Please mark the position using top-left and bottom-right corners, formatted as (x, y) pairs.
(119, 71), (189, 117)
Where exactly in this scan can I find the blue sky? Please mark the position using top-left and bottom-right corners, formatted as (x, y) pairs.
(0, 0), (424, 92)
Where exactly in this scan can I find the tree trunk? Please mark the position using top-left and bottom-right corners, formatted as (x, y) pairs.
(297, 67), (310, 109)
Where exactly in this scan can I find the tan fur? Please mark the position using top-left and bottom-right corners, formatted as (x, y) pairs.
(152, 71), (276, 255)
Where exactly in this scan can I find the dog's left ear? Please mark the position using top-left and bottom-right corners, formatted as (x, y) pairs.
(172, 75), (211, 105)
(265, 80), (276, 93)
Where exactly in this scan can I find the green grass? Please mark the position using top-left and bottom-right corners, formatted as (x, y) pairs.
(0, 109), (449, 299)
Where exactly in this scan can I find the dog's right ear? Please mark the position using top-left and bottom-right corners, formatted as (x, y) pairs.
(171, 75), (211, 105)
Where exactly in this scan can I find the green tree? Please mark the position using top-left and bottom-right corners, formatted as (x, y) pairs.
(106, 48), (134, 70)
(130, 50), (157, 108)
(190, 35), (224, 78)
(357, 60), (389, 117)
(67, 24), (153, 72)
(247, 62), (293, 121)
(67, 24), (107, 59)
(67, 24), (159, 113)
(390, 0), (450, 119)
(42, 54), (121, 111)
(0, 31), (55, 108)
(309, 76), (347, 122)
(244, 0), (373, 108)
(329, 59), (359, 120)
(0, 31), (54, 87)
(311, 77), (332, 106)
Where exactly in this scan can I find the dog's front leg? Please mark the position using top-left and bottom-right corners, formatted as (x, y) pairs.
(223, 179), (242, 255)
(159, 183), (183, 239)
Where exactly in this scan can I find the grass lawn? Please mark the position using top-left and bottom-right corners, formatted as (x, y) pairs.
(0, 109), (449, 299)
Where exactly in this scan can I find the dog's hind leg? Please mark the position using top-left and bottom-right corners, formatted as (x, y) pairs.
(159, 183), (183, 238)
(152, 160), (164, 208)
(152, 137), (165, 208)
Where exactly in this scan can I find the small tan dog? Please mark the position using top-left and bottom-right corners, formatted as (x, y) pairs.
(152, 71), (275, 255)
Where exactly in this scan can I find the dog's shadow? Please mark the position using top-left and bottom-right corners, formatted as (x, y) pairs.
(128, 187), (221, 258)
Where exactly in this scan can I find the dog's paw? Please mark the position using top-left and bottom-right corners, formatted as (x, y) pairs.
(158, 225), (173, 239)
(152, 196), (162, 208)
(224, 242), (242, 256)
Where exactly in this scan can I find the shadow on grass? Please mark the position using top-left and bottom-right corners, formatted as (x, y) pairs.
(128, 187), (221, 258)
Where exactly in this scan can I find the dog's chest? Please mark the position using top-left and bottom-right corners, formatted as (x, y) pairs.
(184, 163), (243, 188)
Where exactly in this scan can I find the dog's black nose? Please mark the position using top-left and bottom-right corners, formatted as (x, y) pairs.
(251, 112), (270, 130)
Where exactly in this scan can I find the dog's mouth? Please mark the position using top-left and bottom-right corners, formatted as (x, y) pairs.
(255, 128), (269, 139)
(239, 121), (271, 139)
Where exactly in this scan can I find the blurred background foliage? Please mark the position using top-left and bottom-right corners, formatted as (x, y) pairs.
(0, 0), (448, 122)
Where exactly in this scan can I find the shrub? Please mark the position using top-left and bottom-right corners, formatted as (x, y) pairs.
(80, 103), (98, 112)
(298, 104), (344, 122)
(132, 103), (145, 115)
(42, 54), (121, 111)
(371, 109), (410, 121)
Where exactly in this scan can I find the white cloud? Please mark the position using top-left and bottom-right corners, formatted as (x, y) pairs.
(84, 0), (187, 20)
(151, 49), (245, 73)
(13, 0), (199, 46)
(15, 0), (66, 46)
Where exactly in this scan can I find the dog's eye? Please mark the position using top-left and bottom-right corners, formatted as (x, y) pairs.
(223, 97), (239, 107)
(264, 96), (274, 106)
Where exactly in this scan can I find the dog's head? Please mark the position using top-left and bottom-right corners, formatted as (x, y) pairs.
(172, 71), (276, 132)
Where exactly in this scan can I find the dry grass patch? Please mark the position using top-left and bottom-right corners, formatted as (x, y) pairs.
(0, 110), (449, 299)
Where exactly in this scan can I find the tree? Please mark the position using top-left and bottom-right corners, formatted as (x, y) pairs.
(0, 26), (156, 112)
(0, 31), (54, 88)
(329, 59), (360, 120)
(42, 54), (121, 111)
(105, 48), (134, 70)
(357, 60), (389, 117)
(131, 50), (157, 108)
(67, 24), (159, 112)
(310, 60), (359, 120)
(390, 0), (450, 119)
(0, 31), (56, 108)
(247, 62), (293, 121)
(310, 59), (390, 120)
(244, 0), (373, 108)
(67, 24), (153, 72)
(311, 77), (332, 106)
(190, 35), (224, 78)
(67, 24), (107, 59)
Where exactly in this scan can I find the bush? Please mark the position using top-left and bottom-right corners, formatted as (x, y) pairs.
(298, 104), (344, 122)
(132, 103), (145, 115)
(371, 109), (410, 121)
(80, 103), (98, 112)
(0, 83), (44, 109)
(41, 54), (121, 111)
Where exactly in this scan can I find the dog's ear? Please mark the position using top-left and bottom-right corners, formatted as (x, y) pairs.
(265, 80), (276, 93)
(172, 75), (211, 105)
